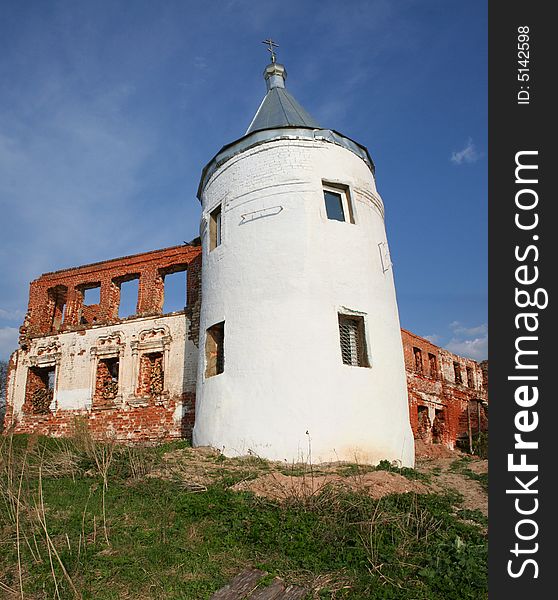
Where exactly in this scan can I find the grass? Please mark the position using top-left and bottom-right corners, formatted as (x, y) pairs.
(449, 457), (488, 493)
(0, 433), (487, 599)
(283, 459), (431, 483)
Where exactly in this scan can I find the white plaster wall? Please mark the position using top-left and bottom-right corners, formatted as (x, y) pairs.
(194, 138), (415, 466)
(9, 313), (197, 423)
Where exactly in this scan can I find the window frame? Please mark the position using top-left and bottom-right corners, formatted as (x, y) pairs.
(209, 204), (222, 251)
(338, 312), (370, 368)
(322, 182), (355, 224)
(205, 321), (225, 378)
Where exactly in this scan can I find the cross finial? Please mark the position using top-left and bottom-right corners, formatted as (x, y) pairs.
(262, 38), (279, 64)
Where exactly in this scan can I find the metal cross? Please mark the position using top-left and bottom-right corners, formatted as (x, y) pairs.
(262, 38), (279, 63)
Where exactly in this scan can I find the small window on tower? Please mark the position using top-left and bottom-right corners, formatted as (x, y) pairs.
(323, 183), (355, 223)
(205, 321), (225, 377)
(338, 313), (369, 367)
(209, 204), (222, 250)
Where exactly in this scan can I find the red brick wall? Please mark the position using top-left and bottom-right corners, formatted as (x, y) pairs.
(7, 244), (202, 442)
(19, 244), (202, 347)
(10, 392), (196, 443)
(402, 328), (488, 450)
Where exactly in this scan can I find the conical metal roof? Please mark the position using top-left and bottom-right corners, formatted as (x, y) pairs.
(245, 63), (320, 134)
(197, 61), (375, 200)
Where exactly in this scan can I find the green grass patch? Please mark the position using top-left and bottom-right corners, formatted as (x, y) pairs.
(449, 458), (488, 493)
(0, 434), (486, 599)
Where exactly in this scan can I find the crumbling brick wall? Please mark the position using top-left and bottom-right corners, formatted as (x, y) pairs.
(6, 244), (202, 443)
(402, 328), (488, 450)
(19, 244), (202, 346)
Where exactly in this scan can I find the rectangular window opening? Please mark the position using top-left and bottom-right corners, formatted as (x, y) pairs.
(209, 205), (222, 250)
(118, 277), (139, 318)
(48, 285), (67, 332)
(95, 357), (120, 402)
(205, 321), (224, 377)
(83, 284), (101, 305)
(413, 347), (423, 373)
(323, 183), (355, 223)
(138, 352), (164, 396)
(428, 353), (438, 379)
(338, 313), (369, 367)
(417, 406), (431, 436)
(453, 361), (462, 384)
(26, 366), (55, 414)
(432, 409), (446, 443)
(162, 268), (187, 313)
(466, 366), (474, 388)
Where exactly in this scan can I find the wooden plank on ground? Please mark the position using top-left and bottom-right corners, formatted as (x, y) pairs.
(210, 569), (266, 600)
(248, 579), (287, 600)
(281, 585), (308, 600)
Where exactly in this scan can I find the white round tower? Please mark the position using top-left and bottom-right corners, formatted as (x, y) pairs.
(193, 60), (414, 466)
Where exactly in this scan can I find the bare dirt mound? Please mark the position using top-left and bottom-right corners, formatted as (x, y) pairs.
(153, 445), (488, 519)
(414, 439), (457, 458)
(416, 455), (488, 517)
(231, 470), (430, 500)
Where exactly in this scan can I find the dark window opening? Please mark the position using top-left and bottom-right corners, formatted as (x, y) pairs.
(413, 347), (423, 373)
(95, 357), (120, 402)
(26, 366), (55, 414)
(209, 205), (222, 250)
(324, 190), (345, 221)
(417, 406), (431, 439)
(323, 183), (354, 223)
(205, 322), (224, 377)
(466, 366), (475, 388)
(432, 409), (446, 443)
(428, 353), (438, 379)
(417, 406), (429, 421)
(453, 362), (462, 384)
(162, 268), (187, 313)
(338, 314), (369, 367)
(48, 285), (67, 332)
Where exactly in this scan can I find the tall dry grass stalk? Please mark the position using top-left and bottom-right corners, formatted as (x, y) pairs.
(34, 455), (82, 599)
(361, 493), (443, 584)
(71, 418), (115, 545)
(15, 447), (28, 600)
(1, 432), (85, 598)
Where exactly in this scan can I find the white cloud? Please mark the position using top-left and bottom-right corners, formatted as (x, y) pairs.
(445, 321), (488, 360)
(423, 334), (441, 344)
(446, 336), (488, 361)
(425, 322), (488, 361)
(451, 138), (483, 165)
(0, 327), (19, 361)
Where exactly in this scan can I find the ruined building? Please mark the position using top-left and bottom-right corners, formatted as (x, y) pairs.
(5, 246), (201, 442)
(402, 329), (487, 450)
(3, 57), (487, 462)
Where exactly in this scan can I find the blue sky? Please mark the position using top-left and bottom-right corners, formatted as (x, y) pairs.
(0, 0), (487, 361)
